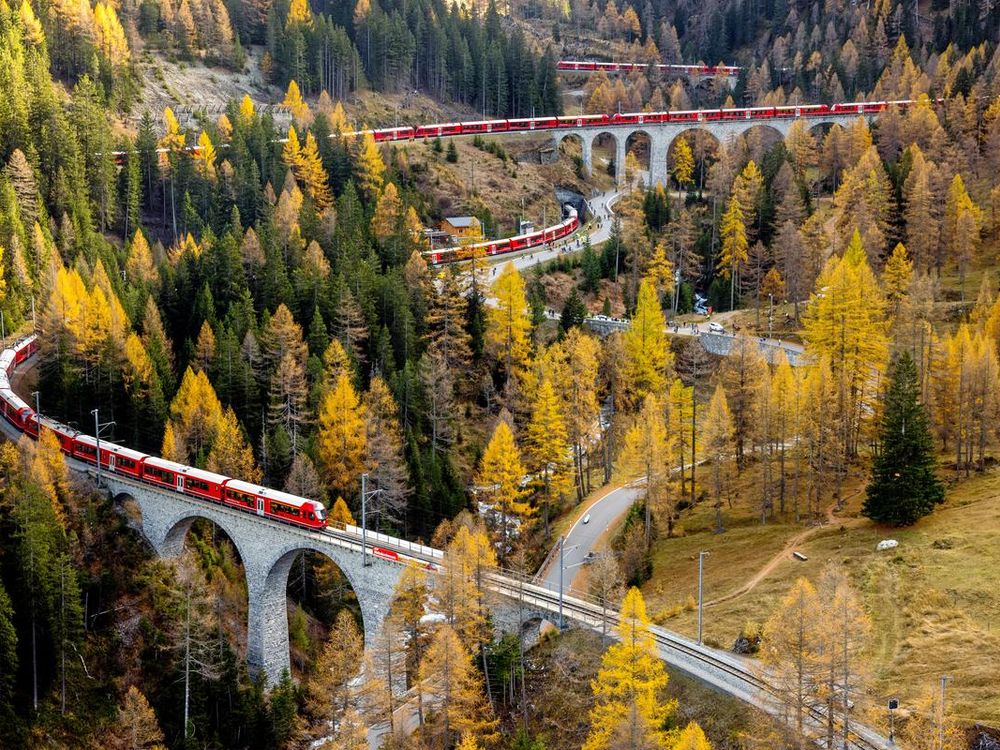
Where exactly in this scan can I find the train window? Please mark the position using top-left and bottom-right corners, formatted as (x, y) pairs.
(186, 478), (210, 492)
(226, 489), (255, 506)
(118, 458), (135, 469)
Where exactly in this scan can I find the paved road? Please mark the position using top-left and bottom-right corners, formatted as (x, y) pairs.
(539, 482), (641, 591)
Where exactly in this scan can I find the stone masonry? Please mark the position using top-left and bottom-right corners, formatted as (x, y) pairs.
(552, 111), (877, 187)
(102, 472), (403, 686)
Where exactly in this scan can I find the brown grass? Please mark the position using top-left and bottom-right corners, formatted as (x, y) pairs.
(639, 459), (1000, 726)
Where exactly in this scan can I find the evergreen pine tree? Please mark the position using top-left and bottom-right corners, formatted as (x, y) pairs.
(863, 351), (944, 525)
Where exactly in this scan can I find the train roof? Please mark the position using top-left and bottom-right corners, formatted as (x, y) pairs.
(225, 479), (323, 508)
(142, 455), (230, 484)
(0, 350), (15, 372)
(0, 388), (31, 413)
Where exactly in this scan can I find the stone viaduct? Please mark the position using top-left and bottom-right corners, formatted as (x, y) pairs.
(100, 471), (416, 685)
(549, 110), (874, 188)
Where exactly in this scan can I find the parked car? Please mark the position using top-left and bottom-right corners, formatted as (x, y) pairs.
(708, 322), (726, 334)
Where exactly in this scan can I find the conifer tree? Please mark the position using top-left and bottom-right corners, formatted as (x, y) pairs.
(719, 195), (748, 310)
(617, 394), (670, 544)
(526, 376), (571, 536)
(623, 278), (671, 402)
(318, 373), (367, 501)
(583, 588), (675, 750)
(418, 624), (499, 747)
(671, 137), (694, 189)
(864, 352), (944, 525)
(354, 131), (385, 200)
(282, 79), (311, 123)
(476, 421), (531, 562)
(702, 384), (734, 532)
(486, 262), (532, 379)
(108, 686), (165, 750)
(207, 407), (262, 482)
(672, 722), (712, 750)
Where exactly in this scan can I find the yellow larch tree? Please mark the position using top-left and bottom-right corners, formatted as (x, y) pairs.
(942, 173), (981, 301)
(282, 79), (311, 123)
(159, 107), (186, 153)
(671, 722), (712, 750)
(475, 421), (531, 562)
(486, 262), (532, 379)
(193, 320), (215, 372)
(760, 578), (824, 749)
(701, 384), (733, 532)
(645, 242), (674, 299)
(18, 0), (44, 45)
(317, 373), (367, 501)
(437, 523), (495, 660)
(286, 0), (313, 26)
(617, 393), (671, 544)
(881, 242), (913, 317)
(802, 230), (888, 462)
(108, 685), (165, 750)
(166, 367), (224, 463)
(194, 131), (217, 181)
(239, 94), (255, 123)
(206, 407), (262, 482)
(354, 130), (385, 200)
(93, 2), (130, 66)
(281, 125), (302, 171)
(583, 587), (675, 750)
(417, 624), (498, 748)
(671, 136), (694, 189)
(814, 565), (871, 750)
(126, 230), (159, 287)
(329, 496), (355, 525)
(371, 182), (403, 244)
(564, 329), (601, 498)
(719, 195), (748, 310)
(666, 377), (694, 499)
(623, 278), (671, 403)
(526, 376), (571, 536)
(297, 131), (332, 211)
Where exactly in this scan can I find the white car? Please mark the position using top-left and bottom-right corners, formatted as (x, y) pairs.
(582, 513), (591, 524)
(708, 322), (726, 334)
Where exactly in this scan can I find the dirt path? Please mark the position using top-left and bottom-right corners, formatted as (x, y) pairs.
(704, 490), (863, 608)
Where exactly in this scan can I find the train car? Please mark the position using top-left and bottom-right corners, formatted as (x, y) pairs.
(140, 456), (229, 502)
(223, 479), (327, 528)
(0, 350), (15, 376)
(414, 122), (462, 138)
(461, 120), (508, 134)
(667, 109), (703, 123)
(0, 387), (35, 433)
(69, 434), (147, 479)
(372, 126), (415, 142)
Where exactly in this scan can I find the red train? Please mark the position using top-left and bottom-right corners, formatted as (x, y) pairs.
(0, 335), (328, 531)
(363, 100), (911, 143)
(424, 206), (579, 265)
(557, 60), (743, 76)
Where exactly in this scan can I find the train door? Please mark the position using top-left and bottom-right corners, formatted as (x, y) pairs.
(107, 454), (115, 473)
(256, 498), (265, 516)
(176, 474), (184, 492)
